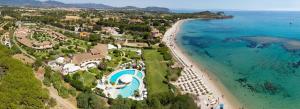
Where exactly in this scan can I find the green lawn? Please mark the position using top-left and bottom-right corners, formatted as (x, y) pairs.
(143, 49), (169, 95)
(80, 72), (96, 88)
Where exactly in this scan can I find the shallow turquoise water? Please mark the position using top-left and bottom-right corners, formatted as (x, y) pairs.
(110, 69), (135, 83)
(177, 11), (300, 109)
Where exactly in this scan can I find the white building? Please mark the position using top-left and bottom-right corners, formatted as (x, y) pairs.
(55, 57), (65, 64)
(63, 64), (81, 75)
(108, 44), (117, 50)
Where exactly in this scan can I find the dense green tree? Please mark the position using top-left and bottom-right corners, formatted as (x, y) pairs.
(77, 92), (106, 109)
(89, 34), (102, 43)
(170, 95), (197, 109)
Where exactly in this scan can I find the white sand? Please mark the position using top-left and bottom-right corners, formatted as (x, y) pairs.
(162, 19), (242, 109)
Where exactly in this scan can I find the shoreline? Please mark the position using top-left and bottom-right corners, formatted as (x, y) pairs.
(162, 19), (242, 109)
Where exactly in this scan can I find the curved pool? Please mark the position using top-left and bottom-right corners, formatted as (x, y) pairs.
(110, 69), (135, 83)
(108, 69), (144, 98)
(119, 78), (140, 97)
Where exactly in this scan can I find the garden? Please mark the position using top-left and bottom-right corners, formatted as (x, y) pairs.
(31, 31), (52, 42)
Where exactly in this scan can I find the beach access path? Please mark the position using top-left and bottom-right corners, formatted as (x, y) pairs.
(162, 19), (241, 109)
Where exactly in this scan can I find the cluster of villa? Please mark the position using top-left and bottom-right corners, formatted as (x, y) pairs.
(150, 27), (163, 38)
(48, 44), (109, 75)
(15, 27), (66, 49)
(101, 27), (122, 36)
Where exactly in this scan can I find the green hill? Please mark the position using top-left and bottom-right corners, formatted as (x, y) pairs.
(0, 45), (49, 108)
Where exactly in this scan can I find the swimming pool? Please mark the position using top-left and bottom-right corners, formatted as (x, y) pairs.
(108, 69), (145, 98)
(119, 78), (140, 97)
(110, 69), (135, 83)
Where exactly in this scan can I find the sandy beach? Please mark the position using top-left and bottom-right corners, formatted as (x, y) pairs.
(162, 19), (242, 109)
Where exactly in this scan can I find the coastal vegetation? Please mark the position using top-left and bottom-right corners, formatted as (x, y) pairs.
(43, 67), (75, 98)
(0, 45), (50, 108)
(77, 92), (107, 109)
(65, 71), (97, 91)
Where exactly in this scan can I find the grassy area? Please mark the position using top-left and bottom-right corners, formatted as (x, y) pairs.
(107, 50), (122, 69)
(75, 71), (96, 88)
(82, 72), (96, 87)
(143, 49), (169, 95)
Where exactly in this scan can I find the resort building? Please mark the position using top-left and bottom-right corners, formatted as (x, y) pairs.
(151, 27), (163, 38)
(108, 44), (118, 50)
(48, 44), (109, 75)
(72, 44), (108, 67)
(32, 41), (53, 49)
(63, 63), (81, 75)
(101, 27), (122, 36)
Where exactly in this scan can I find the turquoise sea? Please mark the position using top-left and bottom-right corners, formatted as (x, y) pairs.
(176, 11), (300, 109)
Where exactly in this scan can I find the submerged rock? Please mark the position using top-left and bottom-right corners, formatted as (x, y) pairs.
(262, 81), (279, 95)
(290, 60), (300, 68)
(236, 78), (260, 93)
(236, 77), (247, 84)
(203, 50), (213, 58)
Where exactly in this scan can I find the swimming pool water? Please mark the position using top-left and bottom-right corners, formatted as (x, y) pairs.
(110, 69), (135, 83)
(119, 78), (140, 98)
(109, 69), (145, 98)
(137, 71), (143, 79)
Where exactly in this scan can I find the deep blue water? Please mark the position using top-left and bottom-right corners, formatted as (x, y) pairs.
(177, 11), (300, 109)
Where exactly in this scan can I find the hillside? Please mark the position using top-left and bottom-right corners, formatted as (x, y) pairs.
(0, 0), (170, 12)
(0, 45), (49, 108)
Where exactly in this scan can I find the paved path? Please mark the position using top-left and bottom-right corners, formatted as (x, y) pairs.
(47, 86), (77, 109)
(35, 68), (77, 109)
